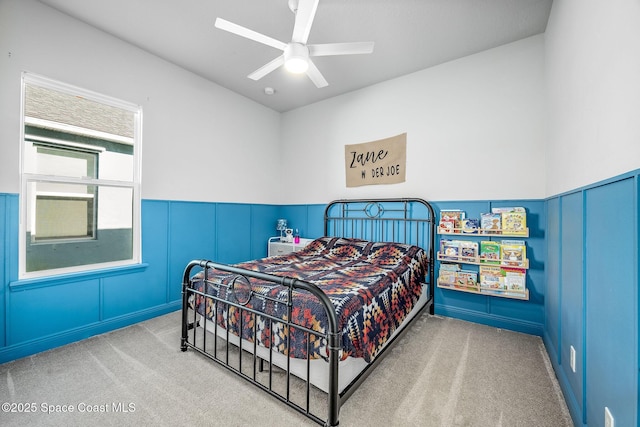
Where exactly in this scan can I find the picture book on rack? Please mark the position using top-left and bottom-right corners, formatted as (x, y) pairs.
(502, 267), (527, 293)
(479, 265), (504, 290)
(438, 264), (461, 286)
(460, 218), (479, 234)
(500, 240), (526, 267)
(440, 240), (460, 261)
(480, 241), (501, 264)
(439, 210), (465, 232)
(456, 270), (478, 290)
(501, 211), (527, 235)
(480, 212), (501, 234)
(438, 220), (456, 234)
(459, 241), (479, 262)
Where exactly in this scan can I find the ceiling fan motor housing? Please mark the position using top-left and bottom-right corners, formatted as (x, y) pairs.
(284, 43), (309, 73)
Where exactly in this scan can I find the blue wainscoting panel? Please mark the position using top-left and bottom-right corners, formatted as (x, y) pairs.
(251, 204), (280, 259)
(167, 201), (216, 301)
(306, 204), (326, 238)
(102, 201), (171, 318)
(278, 204), (311, 239)
(436, 286), (494, 317)
(544, 196), (561, 359)
(0, 195), (10, 348)
(487, 297), (543, 331)
(1, 194), (18, 352)
(216, 203), (252, 264)
(102, 270), (168, 319)
(278, 204), (325, 240)
(8, 279), (101, 344)
(585, 178), (637, 427)
(560, 191), (585, 422)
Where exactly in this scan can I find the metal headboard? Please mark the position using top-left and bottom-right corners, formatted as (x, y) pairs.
(323, 198), (436, 304)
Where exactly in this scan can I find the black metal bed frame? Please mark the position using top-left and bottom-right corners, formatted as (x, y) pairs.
(180, 198), (435, 426)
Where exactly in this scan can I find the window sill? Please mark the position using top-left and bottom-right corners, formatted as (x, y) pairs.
(9, 263), (149, 291)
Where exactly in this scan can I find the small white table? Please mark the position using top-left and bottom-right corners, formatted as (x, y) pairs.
(268, 237), (313, 257)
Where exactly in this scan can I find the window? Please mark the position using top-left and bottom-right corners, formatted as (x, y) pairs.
(20, 73), (142, 278)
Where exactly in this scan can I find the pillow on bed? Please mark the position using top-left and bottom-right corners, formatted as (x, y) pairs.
(366, 241), (424, 266)
(299, 237), (423, 265)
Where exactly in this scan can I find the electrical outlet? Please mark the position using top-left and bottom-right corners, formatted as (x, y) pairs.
(570, 345), (576, 373)
(605, 406), (614, 427)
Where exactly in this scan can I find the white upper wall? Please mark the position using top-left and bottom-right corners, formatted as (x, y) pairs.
(545, 0), (640, 196)
(0, 0), (282, 204)
(279, 35), (547, 204)
(2, 0), (551, 205)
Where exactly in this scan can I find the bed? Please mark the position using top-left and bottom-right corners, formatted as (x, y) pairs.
(180, 198), (435, 426)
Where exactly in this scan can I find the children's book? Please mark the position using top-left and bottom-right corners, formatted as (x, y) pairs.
(440, 210), (465, 221)
(479, 265), (504, 290)
(438, 270), (457, 285)
(460, 218), (479, 234)
(480, 241), (501, 264)
(438, 264), (460, 285)
(501, 211), (527, 236)
(439, 238), (449, 255)
(491, 207), (526, 213)
(500, 240), (526, 267)
(456, 270), (478, 290)
(438, 219), (456, 234)
(459, 241), (479, 262)
(480, 212), (501, 234)
(440, 240), (461, 261)
(439, 210), (465, 232)
(440, 263), (461, 272)
(502, 267), (527, 294)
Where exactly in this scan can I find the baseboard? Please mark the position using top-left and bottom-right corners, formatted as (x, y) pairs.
(434, 303), (543, 336)
(543, 332), (585, 427)
(0, 301), (181, 364)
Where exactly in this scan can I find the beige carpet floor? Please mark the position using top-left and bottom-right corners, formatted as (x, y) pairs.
(0, 310), (572, 426)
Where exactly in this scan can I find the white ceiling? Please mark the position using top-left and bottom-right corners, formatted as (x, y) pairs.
(38, 0), (553, 113)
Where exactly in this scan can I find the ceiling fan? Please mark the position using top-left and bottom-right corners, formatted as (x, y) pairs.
(214, 0), (374, 88)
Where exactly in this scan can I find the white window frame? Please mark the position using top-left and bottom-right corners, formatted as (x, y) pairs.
(19, 72), (143, 279)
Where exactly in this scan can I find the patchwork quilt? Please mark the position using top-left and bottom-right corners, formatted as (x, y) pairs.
(190, 237), (429, 363)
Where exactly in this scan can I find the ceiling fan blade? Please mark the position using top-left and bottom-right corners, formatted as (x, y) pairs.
(248, 55), (285, 81)
(306, 59), (328, 88)
(215, 18), (287, 51)
(308, 42), (375, 57)
(291, 0), (319, 44)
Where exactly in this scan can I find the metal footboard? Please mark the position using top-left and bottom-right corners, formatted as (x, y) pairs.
(181, 259), (341, 426)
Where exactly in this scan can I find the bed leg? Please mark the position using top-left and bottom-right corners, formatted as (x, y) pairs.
(186, 320), (199, 330)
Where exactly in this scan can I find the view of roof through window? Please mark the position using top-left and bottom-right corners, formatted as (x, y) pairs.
(24, 84), (134, 141)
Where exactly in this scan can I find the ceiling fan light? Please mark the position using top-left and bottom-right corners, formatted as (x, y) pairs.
(285, 57), (308, 73)
(284, 43), (309, 74)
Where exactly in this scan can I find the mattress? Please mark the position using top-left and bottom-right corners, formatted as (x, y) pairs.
(190, 237), (430, 363)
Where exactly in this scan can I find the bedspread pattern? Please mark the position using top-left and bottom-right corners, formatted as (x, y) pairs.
(190, 237), (428, 363)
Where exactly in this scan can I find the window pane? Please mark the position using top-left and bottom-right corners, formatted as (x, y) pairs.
(35, 190), (95, 241)
(24, 84), (134, 140)
(23, 82), (135, 181)
(25, 143), (98, 178)
(25, 182), (133, 273)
